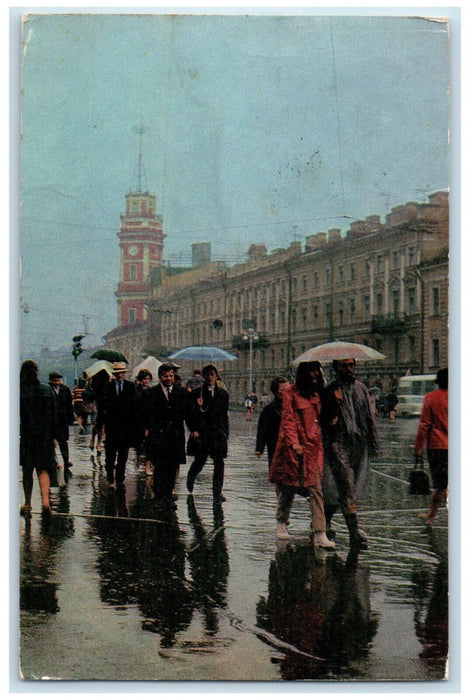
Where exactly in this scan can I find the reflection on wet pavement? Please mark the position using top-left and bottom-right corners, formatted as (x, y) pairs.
(18, 413), (448, 681)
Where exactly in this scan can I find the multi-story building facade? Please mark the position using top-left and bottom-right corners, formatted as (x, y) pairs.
(106, 191), (449, 402)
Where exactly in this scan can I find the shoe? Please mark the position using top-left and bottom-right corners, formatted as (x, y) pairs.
(419, 512), (434, 527)
(314, 531), (336, 549)
(186, 474), (194, 493)
(276, 522), (290, 539)
(20, 504), (32, 518)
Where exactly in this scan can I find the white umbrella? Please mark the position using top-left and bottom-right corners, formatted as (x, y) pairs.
(292, 341), (386, 365)
(84, 359), (115, 378)
(131, 356), (163, 381)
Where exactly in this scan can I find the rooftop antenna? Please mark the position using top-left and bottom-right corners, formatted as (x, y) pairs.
(133, 125), (149, 193)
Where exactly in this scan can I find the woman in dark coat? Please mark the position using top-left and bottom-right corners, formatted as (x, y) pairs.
(255, 376), (289, 466)
(269, 361), (335, 549)
(20, 360), (56, 516)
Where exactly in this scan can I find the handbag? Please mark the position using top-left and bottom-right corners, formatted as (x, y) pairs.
(409, 455), (430, 495)
(186, 434), (202, 456)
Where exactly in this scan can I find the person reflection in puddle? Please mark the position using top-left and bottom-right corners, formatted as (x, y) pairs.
(186, 495), (229, 635)
(256, 544), (378, 680)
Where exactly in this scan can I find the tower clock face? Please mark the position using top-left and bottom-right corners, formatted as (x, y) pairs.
(128, 244), (139, 256)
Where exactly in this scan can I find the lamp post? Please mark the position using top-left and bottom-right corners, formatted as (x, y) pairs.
(242, 326), (259, 393)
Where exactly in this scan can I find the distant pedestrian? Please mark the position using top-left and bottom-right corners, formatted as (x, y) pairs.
(245, 394), (254, 421)
(146, 363), (190, 509)
(255, 376), (289, 466)
(186, 364), (229, 501)
(48, 371), (74, 482)
(187, 369), (204, 392)
(414, 368), (448, 526)
(321, 358), (379, 550)
(268, 362), (335, 549)
(20, 360), (56, 517)
(89, 369), (110, 458)
(387, 388), (399, 421)
(133, 369), (153, 474)
(102, 361), (136, 488)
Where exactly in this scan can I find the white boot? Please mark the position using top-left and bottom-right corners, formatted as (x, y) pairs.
(314, 531), (336, 549)
(276, 522), (290, 539)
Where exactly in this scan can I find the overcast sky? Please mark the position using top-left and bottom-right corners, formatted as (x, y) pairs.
(18, 10), (450, 356)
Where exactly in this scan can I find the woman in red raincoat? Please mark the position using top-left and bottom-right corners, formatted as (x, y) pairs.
(269, 361), (335, 549)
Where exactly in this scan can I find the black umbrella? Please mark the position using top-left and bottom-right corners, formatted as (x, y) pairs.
(90, 349), (129, 363)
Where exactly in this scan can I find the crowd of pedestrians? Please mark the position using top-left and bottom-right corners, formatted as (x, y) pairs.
(19, 355), (448, 553)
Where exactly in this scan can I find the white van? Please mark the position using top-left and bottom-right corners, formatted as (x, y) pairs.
(395, 374), (437, 417)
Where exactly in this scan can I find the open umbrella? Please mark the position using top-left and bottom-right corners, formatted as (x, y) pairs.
(292, 341), (386, 365)
(168, 345), (238, 363)
(90, 349), (128, 363)
(130, 356), (163, 382)
(84, 359), (115, 378)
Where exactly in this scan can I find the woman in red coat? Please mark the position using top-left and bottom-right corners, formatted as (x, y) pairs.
(269, 361), (335, 549)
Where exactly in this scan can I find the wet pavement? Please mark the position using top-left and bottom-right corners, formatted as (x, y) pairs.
(17, 412), (448, 683)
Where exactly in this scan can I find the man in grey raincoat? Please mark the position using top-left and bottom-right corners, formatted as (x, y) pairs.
(321, 358), (379, 550)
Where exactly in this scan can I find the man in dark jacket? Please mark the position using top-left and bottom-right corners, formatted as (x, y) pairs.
(146, 363), (190, 509)
(186, 364), (229, 501)
(49, 371), (74, 482)
(255, 376), (289, 466)
(102, 362), (136, 488)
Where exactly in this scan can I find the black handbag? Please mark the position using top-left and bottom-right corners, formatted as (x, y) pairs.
(409, 455), (431, 495)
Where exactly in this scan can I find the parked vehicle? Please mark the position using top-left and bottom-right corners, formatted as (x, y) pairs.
(395, 374), (437, 417)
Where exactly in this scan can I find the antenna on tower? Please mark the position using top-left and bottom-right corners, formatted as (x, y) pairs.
(133, 125), (149, 192)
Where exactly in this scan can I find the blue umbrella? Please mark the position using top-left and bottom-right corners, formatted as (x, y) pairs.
(168, 345), (238, 363)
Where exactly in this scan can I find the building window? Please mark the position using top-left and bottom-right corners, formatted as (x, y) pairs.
(409, 336), (415, 361)
(376, 293), (383, 315)
(313, 271), (319, 289)
(365, 259), (370, 277)
(394, 339), (400, 364)
(313, 304), (319, 327)
(325, 302), (331, 324)
(129, 265), (136, 280)
(302, 307), (307, 330)
(349, 298), (356, 321)
(377, 255), (383, 273)
(432, 339), (440, 367)
(364, 295), (370, 318)
(325, 269), (331, 286)
(302, 275), (307, 292)
(338, 301), (344, 326)
(291, 309), (297, 331)
(392, 289), (399, 317)
(128, 308), (136, 324)
(338, 266), (344, 283)
(392, 251), (400, 270)
(350, 264), (356, 281)
(408, 287), (416, 315)
(408, 246), (416, 266)
(432, 287), (440, 316)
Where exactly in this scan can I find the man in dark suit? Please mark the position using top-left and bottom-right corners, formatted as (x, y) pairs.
(102, 361), (136, 488)
(186, 364), (229, 501)
(146, 363), (190, 509)
(49, 371), (75, 482)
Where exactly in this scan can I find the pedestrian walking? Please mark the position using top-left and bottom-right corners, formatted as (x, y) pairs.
(255, 376), (289, 466)
(102, 361), (136, 488)
(48, 371), (74, 482)
(414, 367), (448, 526)
(146, 363), (190, 509)
(89, 369), (110, 459)
(387, 388), (399, 421)
(268, 362), (335, 549)
(186, 364), (229, 501)
(321, 358), (379, 550)
(133, 369), (153, 474)
(20, 360), (56, 517)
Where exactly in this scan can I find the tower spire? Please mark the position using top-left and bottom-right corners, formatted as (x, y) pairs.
(132, 124), (148, 193)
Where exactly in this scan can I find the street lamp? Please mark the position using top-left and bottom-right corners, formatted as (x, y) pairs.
(242, 326), (259, 393)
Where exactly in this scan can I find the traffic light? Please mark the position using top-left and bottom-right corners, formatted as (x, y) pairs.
(72, 335), (84, 358)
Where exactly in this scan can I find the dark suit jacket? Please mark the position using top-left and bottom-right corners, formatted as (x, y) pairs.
(102, 379), (136, 442)
(189, 384), (229, 460)
(146, 383), (189, 465)
(50, 383), (74, 440)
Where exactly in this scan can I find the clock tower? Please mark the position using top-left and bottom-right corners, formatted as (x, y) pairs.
(115, 190), (165, 327)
